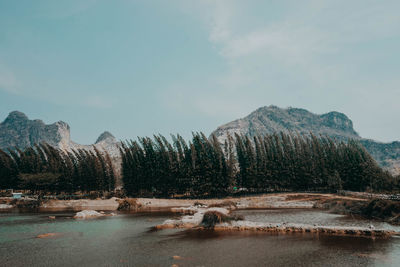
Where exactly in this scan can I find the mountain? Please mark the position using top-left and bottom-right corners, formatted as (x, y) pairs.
(0, 111), (119, 154)
(0, 111), (72, 150)
(0, 111), (122, 182)
(211, 105), (400, 176)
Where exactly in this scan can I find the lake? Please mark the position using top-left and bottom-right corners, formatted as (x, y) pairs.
(1, 209), (400, 266)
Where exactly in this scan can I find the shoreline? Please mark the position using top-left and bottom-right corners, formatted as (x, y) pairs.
(2, 193), (399, 238)
(0, 193), (355, 212)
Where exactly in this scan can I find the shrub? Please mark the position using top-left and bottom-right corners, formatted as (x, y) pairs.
(201, 210), (243, 228)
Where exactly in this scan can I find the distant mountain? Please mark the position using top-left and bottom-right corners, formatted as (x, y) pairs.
(211, 105), (400, 176)
(0, 111), (119, 154)
(0, 111), (122, 182)
(0, 111), (72, 150)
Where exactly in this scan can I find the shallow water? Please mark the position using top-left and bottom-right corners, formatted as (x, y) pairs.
(1, 210), (400, 266)
(235, 209), (400, 231)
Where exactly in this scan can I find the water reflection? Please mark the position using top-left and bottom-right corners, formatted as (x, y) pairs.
(0, 210), (399, 266)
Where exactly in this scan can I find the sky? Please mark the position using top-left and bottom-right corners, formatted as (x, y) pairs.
(0, 0), (399, 144)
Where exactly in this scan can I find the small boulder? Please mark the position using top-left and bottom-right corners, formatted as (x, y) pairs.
(36, 233), (61, 238)
(74, 210), (104, 219)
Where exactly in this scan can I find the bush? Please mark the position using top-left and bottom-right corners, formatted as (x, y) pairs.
(201, 210), (243, 228)
(362, 199), (400, 220)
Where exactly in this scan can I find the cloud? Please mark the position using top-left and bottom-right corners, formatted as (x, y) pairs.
(170, 0), (400, 141)
(178, 0), (400, 90)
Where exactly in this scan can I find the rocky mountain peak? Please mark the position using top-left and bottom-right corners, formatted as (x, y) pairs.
(95, 131), (116, 143)
(321, 111), (355, 132)
(211, 105), (400, 175)
(3, 111), (29, 124)
(0, 111), (72, 150)
(213, 106), (360, 142)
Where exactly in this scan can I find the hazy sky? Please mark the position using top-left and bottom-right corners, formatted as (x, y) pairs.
(0, 0), (399, 144)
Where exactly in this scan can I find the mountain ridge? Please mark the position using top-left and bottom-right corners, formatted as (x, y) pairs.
(0, 111), (119, 152)
(211, 105), (400, 176)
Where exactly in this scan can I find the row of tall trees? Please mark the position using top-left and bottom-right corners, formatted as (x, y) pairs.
(0, 144), (115, 193)
(1, 132), (397, 196)
(235, 133), (395, 193)
(120, 133), (234, 197)
(121, 133), (398, 197)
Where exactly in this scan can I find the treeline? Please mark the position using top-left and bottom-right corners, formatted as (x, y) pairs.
(0, 144), (115, 193)
(1, 133), (398, 197)
(235, 134), (396, 193)
(121, 134), (233, 197)
(121, 133), (399, 198)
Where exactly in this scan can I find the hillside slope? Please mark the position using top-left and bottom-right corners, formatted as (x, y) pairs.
(211, 106), (399, 176)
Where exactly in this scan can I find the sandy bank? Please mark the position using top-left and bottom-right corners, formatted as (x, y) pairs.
(213, 221), (397, 238)
(127, 193), (356, 212)
(39, 197), (120, 211)
(154, 205), (399, 238)
(0, 193), (365, 212)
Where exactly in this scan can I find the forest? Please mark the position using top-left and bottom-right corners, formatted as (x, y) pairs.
(1, 132), (399, 197)
(120, 132), (399, 198)
(0, 144), (115, 193)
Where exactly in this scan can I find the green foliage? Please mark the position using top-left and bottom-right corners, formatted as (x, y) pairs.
(121, 132), (398, 198)
(0, 144), (116, 193)
(234, 133), (394, 193)
(1, 131), (397, 196)
(122, 133), (235, 197)
(18, 172), (60, 191)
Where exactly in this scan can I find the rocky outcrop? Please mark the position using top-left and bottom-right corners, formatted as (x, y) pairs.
(212, 106), (359, 143)
(74, 210), (105, 219)
(0, 111), (122, 184)
(0, 111), (120, 155)
(211, 106), (400, 175)
(0, 111), (72, 150)
(95, 131), (115, 143)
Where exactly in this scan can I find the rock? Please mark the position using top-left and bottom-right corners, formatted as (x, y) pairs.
(0, 111), (71, 150)
(156, 207), (231, 229)
(0, 111), (120, 152)
(74, 210), (104, 219)
(36, 233), (61, 238)
(95, 131), (116, 143)
(0, 204), (13, 209)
